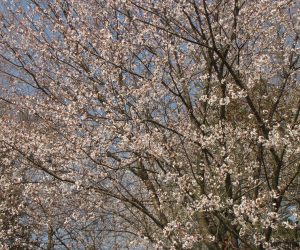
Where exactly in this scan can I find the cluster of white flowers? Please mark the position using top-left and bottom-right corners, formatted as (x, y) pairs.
(0, 0), (298, 249)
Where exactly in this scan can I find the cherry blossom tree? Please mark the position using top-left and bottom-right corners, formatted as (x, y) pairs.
(0, 0), (299, 249)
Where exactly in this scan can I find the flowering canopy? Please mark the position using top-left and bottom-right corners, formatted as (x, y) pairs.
(0, 0), (299, 249)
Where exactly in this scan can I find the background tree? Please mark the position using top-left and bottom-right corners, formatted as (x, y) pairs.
(0, 0), (299, 249)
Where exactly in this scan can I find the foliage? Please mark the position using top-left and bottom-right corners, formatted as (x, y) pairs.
(0, 0), (299, 249)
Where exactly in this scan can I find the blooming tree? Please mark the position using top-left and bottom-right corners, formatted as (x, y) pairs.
(0, 0), (299, 249)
